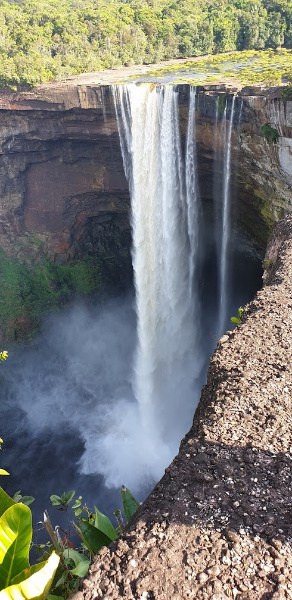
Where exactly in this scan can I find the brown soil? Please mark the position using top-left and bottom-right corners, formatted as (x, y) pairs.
(73, 216), (292, 600)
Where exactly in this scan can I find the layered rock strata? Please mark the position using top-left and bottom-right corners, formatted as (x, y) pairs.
(73, 215), (292, 600)
(0, 81), (291, 264)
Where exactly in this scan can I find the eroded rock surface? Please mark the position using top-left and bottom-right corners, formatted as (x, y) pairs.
(0, 82), (291, 265)
(74, 216), (292, 600)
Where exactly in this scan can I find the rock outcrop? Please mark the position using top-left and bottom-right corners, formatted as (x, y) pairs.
(0, 81), (291, 265)
(0, 87), (129, 262)
(73, 215), (292, 600)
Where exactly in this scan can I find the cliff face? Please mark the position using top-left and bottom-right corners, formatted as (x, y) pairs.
(182, 87), (292, 248)
(0, 82), (291, 264)
(0, 86), (128, 340)
(0, 88), (129, 262)
(0, 81), (291, 341)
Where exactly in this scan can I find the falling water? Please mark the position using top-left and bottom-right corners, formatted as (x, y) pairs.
(218, 95), (236, 335)
(238, 97), (244, 128)
(0, 86), (264, 512)
(114, 84), (202, 456)
(186, 86), (200, 296)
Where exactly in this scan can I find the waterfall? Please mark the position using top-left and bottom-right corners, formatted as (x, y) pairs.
(238, 97), (244, 128)
(186, 86), (200, 296)
(80, 85), (238, 491)
(218, 95), (236, 335)
(112, 84), (202, 482)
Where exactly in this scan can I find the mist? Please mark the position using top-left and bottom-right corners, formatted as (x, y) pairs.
(0, 86), (264, 523)
(0, 236), (262, 523)
(1, 293), (197, 519)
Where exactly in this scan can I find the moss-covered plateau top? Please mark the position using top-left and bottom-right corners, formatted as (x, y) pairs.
(127, 49), (292, 87)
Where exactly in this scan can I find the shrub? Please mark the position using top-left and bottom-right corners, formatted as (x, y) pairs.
(260, 123), (280, 143)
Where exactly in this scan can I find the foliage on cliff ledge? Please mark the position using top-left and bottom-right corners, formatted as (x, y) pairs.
(0, 0), (291, 88)
(0, 251), (101, 339)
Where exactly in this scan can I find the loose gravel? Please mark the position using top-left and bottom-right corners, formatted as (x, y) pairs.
(73, 216), (292, 600)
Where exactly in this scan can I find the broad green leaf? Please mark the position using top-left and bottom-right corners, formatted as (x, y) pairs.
(12, 493), (21, 503)
(61, 491), (75, 505)
(71, 497), (82, 510)
(64, 549), (90, 578)
(77, 520), (112, 554)
(0, 504), (31, 589)
(0, 470), (9, 476)
(121, 487), (139, 523)
(47, 595), (63, 600)
(231, 316), (240, 324)
(20, 498), (35, 507)
(0, 489), (15, 518)
(49, 496), (61, 507)
(94, 507), (117, 541)
(10, 560), (49, 585)
(0, 552), (59, 600)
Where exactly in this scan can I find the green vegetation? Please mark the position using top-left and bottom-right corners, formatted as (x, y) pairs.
(262, 257), (274, 270)
(0, 437), (9, 477)
(0, 437), (139, 599)
(260, 123), (280, 142)
(0, 251), (101, 339)
(45, 486), (139, 597)
(281, 85), (292, 98)
(231, 306), (244, 324)
(0, 0), (291, 88)
(0, 488), (59, 600)
(141, 48), (292, 86)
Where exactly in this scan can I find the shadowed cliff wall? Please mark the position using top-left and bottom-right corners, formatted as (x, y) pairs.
(0, 83), (291, 339)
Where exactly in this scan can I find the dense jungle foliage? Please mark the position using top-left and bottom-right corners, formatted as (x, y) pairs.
(0, 0), (291, 88)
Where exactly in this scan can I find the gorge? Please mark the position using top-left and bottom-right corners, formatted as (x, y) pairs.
(0, 75), (291, 596)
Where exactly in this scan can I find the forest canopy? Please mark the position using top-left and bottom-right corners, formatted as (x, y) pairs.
(0, 0), (291, 88)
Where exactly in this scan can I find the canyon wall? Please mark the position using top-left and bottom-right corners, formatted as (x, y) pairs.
(0, 82), (291, 261)
(0, 82), (291, 339)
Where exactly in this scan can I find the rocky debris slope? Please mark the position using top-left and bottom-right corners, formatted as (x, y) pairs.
(74, 216), (292, 600)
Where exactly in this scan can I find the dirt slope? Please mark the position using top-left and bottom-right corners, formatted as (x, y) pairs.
(74, 216), (292, 600)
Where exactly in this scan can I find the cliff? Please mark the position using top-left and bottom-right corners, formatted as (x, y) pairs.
(73, 215), (292, 600)
(0, 73), (291, 597)
(0, 77), (291, 336)
(0, 81), (291, 263)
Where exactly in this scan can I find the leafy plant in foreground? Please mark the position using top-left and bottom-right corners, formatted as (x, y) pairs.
(45, 487), (140, 598)
(0, 358), (9, 478)
(0, 434), (59, 599)
(0, 437), (9, 477)
(0, 485), (59, 599)
(0, 427), (139, 599)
